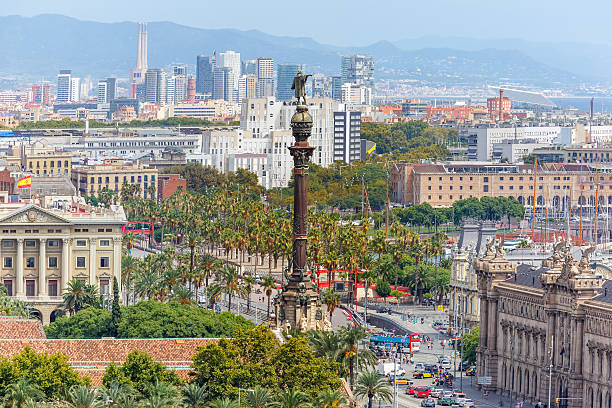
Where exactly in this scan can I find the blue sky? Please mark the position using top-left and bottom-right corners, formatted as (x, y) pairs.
(3, 0), (610, 46)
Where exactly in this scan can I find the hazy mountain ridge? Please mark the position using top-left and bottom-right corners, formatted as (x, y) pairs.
(0, 14), (601, 89)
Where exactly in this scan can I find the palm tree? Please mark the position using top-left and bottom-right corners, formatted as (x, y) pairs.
(62, 280), (88, 315)
(272, 389), (312, 408)
(242, 275), (256, 312)
(121, 255), (139, 305)
(244, 386), (271, 408)
(101, 381), (134, 407)
(207, 398), (239, 408)
(172, 286), (194, 305)
(314, 389), (347, 408)
(182, 383), (207, 408)
(308, 330), (341, 361)
(322, 289), (341, 323)
(338, 326), (378, 389)
(3, 379), (44, 408)
(354, 370), (392, 408)
(216, 266), (245, 311)
(122, 232), (137, 255)
(62, 385), (105, 408)
(262, 275), (277, 318)
(143, 380), (178, 407)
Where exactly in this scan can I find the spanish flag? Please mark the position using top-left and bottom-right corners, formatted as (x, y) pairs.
(17, 176), (31, 189)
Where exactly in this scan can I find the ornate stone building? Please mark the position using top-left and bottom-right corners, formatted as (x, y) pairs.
(475, 241), (612, 408)
(0, 200), (125, 324)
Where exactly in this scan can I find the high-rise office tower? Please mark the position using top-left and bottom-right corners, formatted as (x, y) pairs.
(57, 70), (72, 102)
(276, 64), (304, 101)
(217, 51), (240, 101)
(213, 67), (235, 103)
(97, 78), (117, 104)
(256, 57), (275, 98)
(340, 55), (374, 89)
(172, 64), (186, 76)
(331, 76), (342, 101)
(242, 60), (257, 75)
(196, 55), (214, 95)
(310, 74), (332, 99)
(130, 23), (148, 99)
(166, 73), (187, 104)
(144, 68), (166, 104)
(333, 105), (362, 163)
(239, 74), (257, 103)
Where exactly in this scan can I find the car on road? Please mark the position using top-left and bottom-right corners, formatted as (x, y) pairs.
(438, 397), (452, 406)
(462, 399), (475, 407)
(429, 388), (443, 398)
(415, 387), (431, 398)
(420, 398), (436, 407)
(441, 359), (452, 370)
(415, 362), (425, 371)
(406, 385), (418, 395)
(388, 376), (413, 386)
(465, 366), (475, 376)
(442, 391), (453, 398)
(413, 370), (432, 379)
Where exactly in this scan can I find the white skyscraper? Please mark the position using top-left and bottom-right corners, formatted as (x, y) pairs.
(256, 57), (274, 98)
(70, 78), (81, 102)
(130, 23), (148, 99)
(217, 51), (241, 102)
(56, 70), (72, 103)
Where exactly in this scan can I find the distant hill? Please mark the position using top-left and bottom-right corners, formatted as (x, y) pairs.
(0, 14), (597, 89)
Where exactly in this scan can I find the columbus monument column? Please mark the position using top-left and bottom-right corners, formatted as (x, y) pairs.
(274, 71), (327, 332)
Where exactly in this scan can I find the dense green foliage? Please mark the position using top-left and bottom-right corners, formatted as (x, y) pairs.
(190, 327), (342, 400)
(45, 301), (253, 339)
(167, 162), (262, 196)
(102, 350), (181, 395)
(458, 325), (479, 365)
(360, 121), (455, 158)
(451, 196), (525, 224)
(0, 347), (87, 400)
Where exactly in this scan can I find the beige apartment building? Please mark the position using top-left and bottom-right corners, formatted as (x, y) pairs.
(391, 162), (612, 209)
(7, 143), (73, 177)
(71, 159), (158, 200)
(0, 200), (125, 324)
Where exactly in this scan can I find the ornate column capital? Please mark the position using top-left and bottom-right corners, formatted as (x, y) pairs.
(16, 238), (24, 244)
(39, 238), (47, 244)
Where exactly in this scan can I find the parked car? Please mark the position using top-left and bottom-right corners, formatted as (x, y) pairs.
(421, 398), (436, 407)
(415, 387), (431, 398)
(439, 397), (452, 406)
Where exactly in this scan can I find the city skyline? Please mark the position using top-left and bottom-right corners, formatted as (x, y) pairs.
(3, 0), (612, 47)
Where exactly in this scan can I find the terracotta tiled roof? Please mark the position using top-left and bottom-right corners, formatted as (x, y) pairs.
(0, 338), (217, 385)
(0, 316), (46, 339)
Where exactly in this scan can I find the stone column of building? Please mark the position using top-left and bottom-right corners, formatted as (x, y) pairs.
(38, 238), (47, 296)
(89, 239), (97, 285)
(16, 238), (24, 296)
(61, 238), (70, 293)
(113, 237), (122, 293)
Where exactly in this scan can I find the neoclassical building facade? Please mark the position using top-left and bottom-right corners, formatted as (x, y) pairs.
(0, 201), (125, 324)
(475, 242), (612, 408)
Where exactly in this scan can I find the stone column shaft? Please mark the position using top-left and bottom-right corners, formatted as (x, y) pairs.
(39, 238), (47, 295)
(61, 238), (69, 294)
(113, 237), (122, 293)
(16, 239), (24, 296)
(89, 239), (97, 285)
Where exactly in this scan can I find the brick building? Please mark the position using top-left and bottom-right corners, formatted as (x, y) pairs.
(157, 174), (186, 200)
(390, 162), (612, 209)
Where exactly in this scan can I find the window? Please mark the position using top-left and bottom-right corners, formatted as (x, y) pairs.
(99, 240), (110, 247)
(3, 280), (12, 296)
(484, 185), (489, 192)
(48, 280), (58, 297)
(48, 240), (59, 248)
(25, 240), (36, 248)
(100, 257), (110, 268)
(100, 279), (110, 295)
(2, 241), (13, 248)
(484, 177), (489, 183)
(76, 240), (87, 247)
(25, 280), (35, 297)
(76, 257), (86, 268)
(106, 228), (112, 233)
(48, 257), (58, 268)
(3, 257), (12, 268)
(26, 257), (35, 268)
